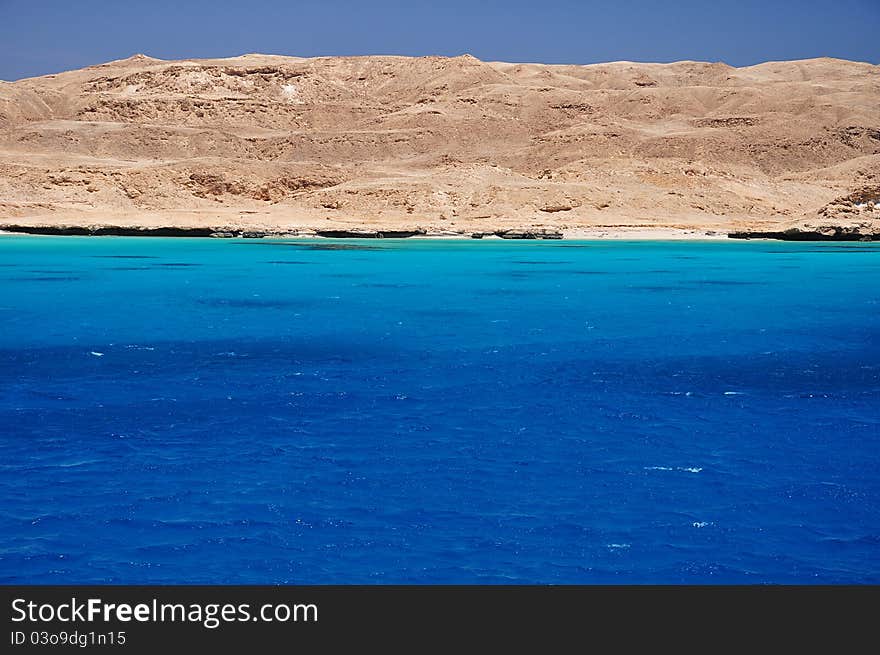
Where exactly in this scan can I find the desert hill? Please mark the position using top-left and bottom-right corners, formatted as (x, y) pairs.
(1, 53), (878, 237)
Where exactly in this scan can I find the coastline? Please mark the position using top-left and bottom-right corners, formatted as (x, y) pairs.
(0, 224), (722, 240)
(2, 54), (878, 247)
(1, 223), (875, 241)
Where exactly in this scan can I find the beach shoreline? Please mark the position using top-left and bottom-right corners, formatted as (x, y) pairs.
(0, 224), (727, 240)
(3, 223), (876, 241)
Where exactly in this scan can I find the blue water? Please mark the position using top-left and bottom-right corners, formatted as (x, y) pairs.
(0, 235), (878, 584)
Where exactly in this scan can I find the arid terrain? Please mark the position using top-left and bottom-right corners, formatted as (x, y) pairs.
(1, 53), (878, 238)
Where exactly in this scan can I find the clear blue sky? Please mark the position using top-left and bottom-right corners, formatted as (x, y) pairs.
(1, 0), (878, 80)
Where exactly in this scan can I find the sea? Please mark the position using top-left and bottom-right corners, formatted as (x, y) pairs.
(0, 235), (878, 583)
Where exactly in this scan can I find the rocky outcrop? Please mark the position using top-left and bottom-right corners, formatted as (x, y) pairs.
(694, 117), (760, 128)
(728, 226), (876, 241)
(817, 185), (880, 221)
(314, 229), (427, 238)
(730, 184), (880, 240)
(493, 230), (563, 239)
(0, 224), (218, 237)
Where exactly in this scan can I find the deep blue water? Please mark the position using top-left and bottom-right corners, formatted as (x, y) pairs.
(0, 235), (878, 584)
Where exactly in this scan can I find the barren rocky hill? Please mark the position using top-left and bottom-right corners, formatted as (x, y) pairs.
(1, 53), (878, 237)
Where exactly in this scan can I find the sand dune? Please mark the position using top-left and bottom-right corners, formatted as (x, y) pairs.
(1, 53), (878, 237)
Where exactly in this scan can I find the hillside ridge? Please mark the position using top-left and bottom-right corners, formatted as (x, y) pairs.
(1, 53), (878, 238)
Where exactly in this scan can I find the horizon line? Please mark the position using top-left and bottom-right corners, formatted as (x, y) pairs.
(4, 51), (878, 83)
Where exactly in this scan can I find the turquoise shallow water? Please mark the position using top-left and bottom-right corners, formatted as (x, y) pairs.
(0, 235), (878, 583)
